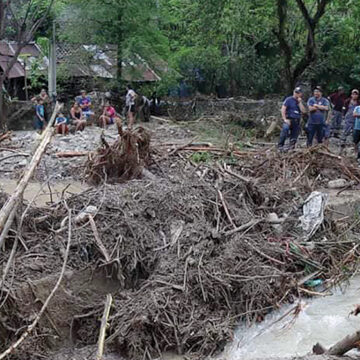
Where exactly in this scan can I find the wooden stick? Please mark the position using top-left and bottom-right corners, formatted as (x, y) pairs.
(55, 151), (89, 158)
(0, 132), (11, 143)
(88, 215), (110, 262)
(217, 189), (236, 229)
(89, 215), (113, 360)
(0, 205), (72, 360)
(96, 294), (113, 360)
(0, 102), (61, 238)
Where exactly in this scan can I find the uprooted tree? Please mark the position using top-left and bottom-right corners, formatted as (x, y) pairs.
(85, 125), (151, 185)
(0, 0), (54, 131)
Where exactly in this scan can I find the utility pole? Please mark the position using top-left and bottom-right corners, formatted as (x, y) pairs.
(48, 21), (56, 104)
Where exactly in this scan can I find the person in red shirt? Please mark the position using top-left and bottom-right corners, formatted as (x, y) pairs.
(329, 86), (346, 137)
(98, 103), (121, 129)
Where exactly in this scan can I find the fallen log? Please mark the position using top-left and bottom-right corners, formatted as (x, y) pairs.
(313, 330), (360, 356)
(0, 102), (61, 239)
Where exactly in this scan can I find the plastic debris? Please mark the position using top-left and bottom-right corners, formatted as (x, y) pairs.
(299, 191), (328, 240)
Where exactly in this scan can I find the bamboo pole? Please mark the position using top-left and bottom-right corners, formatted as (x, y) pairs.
(0, 102), (61, 239)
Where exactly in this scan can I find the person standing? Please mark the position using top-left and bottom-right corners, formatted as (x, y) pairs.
(278, 87), (306, 151)
(34, 97), (45, 134)
(307, 86), (329, 147)
(353, 104), (360, 163)
(329, 86), (346, 137)
(341, 89), (360, 150)
(125, 84), (137, 129)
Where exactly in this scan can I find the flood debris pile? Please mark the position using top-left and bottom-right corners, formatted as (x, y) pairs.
(1, 142), (360, 360)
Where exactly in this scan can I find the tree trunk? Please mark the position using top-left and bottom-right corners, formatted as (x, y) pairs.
(275, 0), (330, 93)
(116, 4), (124, 85)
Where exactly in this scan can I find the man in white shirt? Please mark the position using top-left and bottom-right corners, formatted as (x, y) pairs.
(126, 85), (137, 129)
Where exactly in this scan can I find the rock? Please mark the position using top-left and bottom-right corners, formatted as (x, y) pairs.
(328, 179), (348, 189)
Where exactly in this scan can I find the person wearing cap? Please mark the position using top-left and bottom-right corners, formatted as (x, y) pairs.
(329, 86), (346, 137)
(307, 86), (329, 147)
(341, 89), (360, 150)
(278, 87), (306, 151)
(76, 90), (94, 120)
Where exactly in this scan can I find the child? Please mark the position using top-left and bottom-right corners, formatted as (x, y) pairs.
(55, 113), (69, 135)
(34, 97), (45, 134)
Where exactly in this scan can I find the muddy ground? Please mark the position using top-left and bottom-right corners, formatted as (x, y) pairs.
(1, 112), (360, 360)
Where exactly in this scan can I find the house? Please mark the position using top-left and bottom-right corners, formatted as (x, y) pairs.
(0, 41), (46, 100)
(56, 43), (161, 83)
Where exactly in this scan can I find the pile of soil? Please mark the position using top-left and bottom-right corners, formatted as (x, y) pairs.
(1, 136), (360, 360)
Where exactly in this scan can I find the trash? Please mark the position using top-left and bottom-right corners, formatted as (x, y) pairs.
(305, 279), (324, 287)
(75, 205), (98, 224)
(299, 191), (328, 240)
(328, 179), (348, 189)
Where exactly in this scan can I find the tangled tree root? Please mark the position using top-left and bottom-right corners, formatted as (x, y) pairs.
(85, 127), (151, 185)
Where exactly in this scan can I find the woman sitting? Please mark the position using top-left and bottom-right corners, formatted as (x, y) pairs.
(98, 104), (121, 128)
(55, 113), (69, 135)
(70, 102), (86, 131)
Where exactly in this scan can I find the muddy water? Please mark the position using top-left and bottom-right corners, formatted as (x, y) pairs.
(0, 178), (87, 206)
(222, 276), (360, 359)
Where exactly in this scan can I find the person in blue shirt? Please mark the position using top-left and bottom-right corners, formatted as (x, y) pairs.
(353, 105), (360, 162)
(76, 90), (94, 120)
(278, 87), (306, 151)
(55, 113), (69, 135)
(307, 86), (329, 147)
(34, 97), (45, 134)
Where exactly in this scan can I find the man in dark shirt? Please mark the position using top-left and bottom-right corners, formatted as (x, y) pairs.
(307, 86), (329, 147)
(278, 87), (306, 151)
(329, 86), (346, 137)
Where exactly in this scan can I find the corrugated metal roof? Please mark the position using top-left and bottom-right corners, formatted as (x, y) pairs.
(0, 42), (14, 56)
(57, 43), (162, 82)
(0, 55), (25, 78)
(0, 41), (42, 79)
(11, 43), (41, 57)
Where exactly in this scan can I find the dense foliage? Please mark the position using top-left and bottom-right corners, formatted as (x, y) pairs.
(5, 0), (360, 97)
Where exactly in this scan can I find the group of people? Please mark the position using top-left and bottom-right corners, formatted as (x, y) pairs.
(33, 85), (149, 135)
(279, 86), (360, 161)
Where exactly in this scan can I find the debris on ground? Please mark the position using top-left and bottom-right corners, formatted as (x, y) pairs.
(1, 114), (360, 360)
